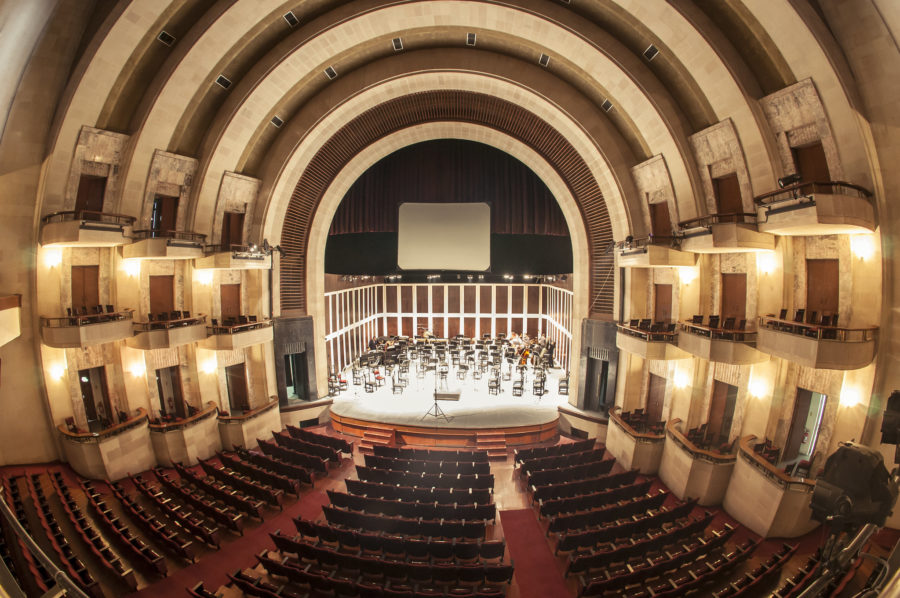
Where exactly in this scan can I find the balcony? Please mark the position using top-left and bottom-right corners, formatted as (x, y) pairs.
(40, 309), (133, 348)
(616, 321), (689, 360)
(676, 318), (766, 365)
(40, 210), (135, 247)
(756, 314), (877, 370)
(148, 402), (221, 467)
(0, 294), (21, 348)
(126, 313), (208, 350)
(122, 229), (206, 260)
(677, 213), (775, 254)
(659, 419), (735, 505)
(194, 244), (273, 270)
(754, 181), (875, 236)
(58, 408), (156, 481)
(201, 317), (273, 351)
(614, 236), (696, 268)
(606, 408), (665, 474)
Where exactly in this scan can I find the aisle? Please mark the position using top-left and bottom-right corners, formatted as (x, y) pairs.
(499, 508), (573, 598)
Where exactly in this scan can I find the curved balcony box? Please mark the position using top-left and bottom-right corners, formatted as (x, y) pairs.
(194, 245), (272, 270)
(122, 230), (205, 260)
(557, 405), (609, 444)
(616, 243), (696, 268)
(678, 214), (775, 254)
(616, 328), (689, 361)
(659, 420), (735, 506)
(58, 409), (156, 481)
(756, 320), (877, 370)
(218, 399), (281, 450)
(201, 320), (273, 351)
(0, 295), (21, 348)
(279, 398), (334, 428)
(677, 324), (766, 365)
(41, 311), (133, 349)
(149, 403), (221, 467)
(755, 182), (876, 236)
(126, 316), (208, 350)
(723, 436), (818, 538)
(606, 410), (664, 475)
(40, 211), (134, 247)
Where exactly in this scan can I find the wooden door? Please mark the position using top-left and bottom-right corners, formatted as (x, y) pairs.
(151, 194), (179, 233)
(654, 284), (672, 323)
(720, 273), (747, 320)
(713, 174), (744, 220)
(71, 265), (99, 312)
(74, 175), (107, 214)
(785, 389), (814, 462)
(806, 259), (839, 318)
(155, 365), (185, 418)
(708, 381), (738, 445)
(225, 363), (250, 413)
(220, 212), (245, 249)
(646, 373), (666, 422)
(220, 283), (241, 319)
(793, 142), (830, 183)
(649, 202), (672, 238)
(149, 275), (175, 316)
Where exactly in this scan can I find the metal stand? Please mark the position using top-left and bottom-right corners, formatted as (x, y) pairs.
(422, 394), (453, 422)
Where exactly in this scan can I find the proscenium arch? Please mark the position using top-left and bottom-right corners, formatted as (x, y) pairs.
(304, 122), (591, 399)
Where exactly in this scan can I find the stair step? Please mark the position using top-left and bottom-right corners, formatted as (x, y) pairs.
(363, 430), (394, 440)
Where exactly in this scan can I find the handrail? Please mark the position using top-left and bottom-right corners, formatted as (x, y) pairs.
(758, 316), (878, 342)
(149, 402), (218, 432)
(209, 318), (272, 335)
(678, 212), (758, 229)
(0, 485), (89, 598)
(609, 407), (664, 442)
(40, 309), (133, 328)
(754, 180), (872, 206)
(58, 408), (148, 443)
(679, 320), (757, 341)
(614, 235), (676, 251)
(616, 322), (676, 342)
(666, 418), (736, 464)
(41, 210), (135, 226)
(203, 243), (269, 258)
(0, 294), (21, 311)
(131, 229), (207, 243)
(217, 397), (279, 423)
(133, 314), (207, 332)
(738, 435), (814, 491)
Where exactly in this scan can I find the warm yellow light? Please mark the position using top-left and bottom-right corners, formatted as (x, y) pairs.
(128, 361), (146, 378)
(49, 363), (66, 380)
(122, 259), (141, 278)
(840, 387), (862, 408)
(757, 252), (777, 275)
(851, 235), (875, 261)
(43, 247), (62, 268)
(201, 357), (218, 374)
(678, 268), (698, 285)
(673, 369), (690, 389)
(748, 376), (768, 399)
(195, 269), (213, 285)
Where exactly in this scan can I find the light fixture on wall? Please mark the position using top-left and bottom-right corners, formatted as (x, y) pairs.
(122, 259), (141, 278)
(840, 386), (862, 408)
(128, 361), (146, 378)
(851, 234), (875, 261)
(678, 268), (697, 284)
(49, 362), (66, 380)
(43, 247), (62, 269)
(673, 368), (690, 389)
(201, 357), (217, 374)
(757, 251), (777, 275)
(195, 269), (213, 285)
(748, 375), (768, 399)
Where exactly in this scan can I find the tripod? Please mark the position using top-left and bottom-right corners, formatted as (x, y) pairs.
(422, 394), (452, 422)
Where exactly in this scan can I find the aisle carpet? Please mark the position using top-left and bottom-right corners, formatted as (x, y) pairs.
(500, 508), (572, 598)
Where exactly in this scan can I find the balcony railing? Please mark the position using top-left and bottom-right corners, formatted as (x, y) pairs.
(40, 309), (133, 328)
(758, 315), (877, 342)
(41, 210), (135, 227)
(208, 317), (272, 335)
(615, 235), (677, 254)
(738, 435), (814, 492)
(203, 243), (267, 257)
(679, 320), (756, 342)
(133, 313), (207, 332)
(57, 408), (148, 443)
(616, 321), (677, 342)
(131, 229), (207, 243)
(217, 397), (279, 422)
(666, 419), (736, 463)
(609, 407), (665, 441)
(754, 180), (872, 207)
(678, 212), (758, 231)
(148, 402), (218, 432)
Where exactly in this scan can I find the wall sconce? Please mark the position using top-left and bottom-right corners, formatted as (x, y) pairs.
(757, 252), (777, 275)
(128, 361), (146, 378)
(840, 386), (862, 408)
(43, 247), (62, 269)
(673, 369), (690, 389)
(851, 234), (875, 261)
(196, 270), (213, 285)
(122, 259), (141, 278)
(49, 363), (66, 380)
(748, 376), (768, 399)
(678, 268), (697, 285)
(201, 357), (217, 374)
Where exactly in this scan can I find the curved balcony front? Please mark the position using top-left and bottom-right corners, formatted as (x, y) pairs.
(122, 229), (206, 260)
(126, 314), (208, 350)
(148, 402), (221, 467)
(0, 294), (21, 348)
(677, 213), (775, 254)
(677, 321), (766, 365)
(659, 419), (735, 506)
(615, 236), (696, 268)
(57, 408), (156, 481)
(194, 244), (273, 270)
(40, 210), (134, 247)
(754, 181), (876, 236)
(40, 310), (133, 348)
(217, 398), (281, 450)
(201, 318), (273, 351)
(606, 408), (665, 475)
(756, 316), (877, 370)
(616, 323), (689, 360)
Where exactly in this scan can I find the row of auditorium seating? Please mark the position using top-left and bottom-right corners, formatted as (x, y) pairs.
(538, 479), (652, 519)
(373, 445), (490, 463)
(133, 473), (223, 545)
(712, 543), (797, 597)
(48, 472), (138, 590)
(327, 490), (496, 523)
(618, 409), (666, 435)
(547, 490), (669, 535)
(324, 505), (486, 539)
(518, 447), (607, 475)
(565, 512), (716, 576)
(199, 457), (285, 508)
(346, 478), (492, 506)
(154, 468), (245, 533)
(286, 424), (353, 454)
(175, 462), (266, 519)
(577, 525), (735, 595)
(364, 454), (491, 476)
(260, 437), (328, 474)
(771, 555), (820, 597)
(80, 479), (167, 575)
(293, 517), (506, 563)
(513, 438), (596, 464)
(526, 458), (614, 487)
(275, 429), (341, 464)
(108, 481), (195, 562)
(555, 498), (699, 553)
(356, 466), (495, 490)
(531, 469), (639, 503)
(1, 477), (54, 594)
(218, 451), (301, 495)
(236, 446), (313, 486)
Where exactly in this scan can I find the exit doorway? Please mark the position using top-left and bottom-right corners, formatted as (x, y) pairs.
(225, 363), (250, 413)
(78, 366), (112, 432)
(284, 352), (310, 402)
(784, 388), (827, 464)
(155, 365), (186, 419)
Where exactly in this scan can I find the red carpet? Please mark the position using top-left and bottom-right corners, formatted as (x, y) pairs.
(499, 509), (572, 598)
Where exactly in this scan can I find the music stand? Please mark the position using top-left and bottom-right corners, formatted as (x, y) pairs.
(422, 393), (452, 422)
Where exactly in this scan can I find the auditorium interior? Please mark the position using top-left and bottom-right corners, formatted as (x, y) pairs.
(2, 1), (900, 597)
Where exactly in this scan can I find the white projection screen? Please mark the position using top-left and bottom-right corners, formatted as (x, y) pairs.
(397, 202), (491, 271)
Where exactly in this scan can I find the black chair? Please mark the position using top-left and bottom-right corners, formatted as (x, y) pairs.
(558, 373), (569, 395)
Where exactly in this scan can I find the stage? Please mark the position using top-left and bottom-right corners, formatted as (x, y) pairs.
(329, 364), (569, 447)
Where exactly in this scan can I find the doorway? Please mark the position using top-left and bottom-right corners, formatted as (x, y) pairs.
(584, 356), (611, 412)
(806, 259), (839, 321)
(74, 174), (107, 215)
(221, 284), (241, 320)
(151, 194), (179, 235)
(225, 363), (250, 413)
(78, 366), (111, 432)
(284, 352), (309, 402)
(149, 275), (175, 318)
(221, 211), (245, 250)
(71, 265), (100, 314)
(713, 173), (744, 221)
(654, 284), (672, 323)
(649, 201), (672, 238)
(784, 388), (827, 464)
(646, 373), (666, 422)
(155, 365), (186, 418)
(720, 273), (747, 321)
(707, 380), (738, 446)
(792, 142), (830, 183)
